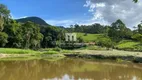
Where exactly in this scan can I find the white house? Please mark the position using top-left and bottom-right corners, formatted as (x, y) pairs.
(65, 33), (76, 41)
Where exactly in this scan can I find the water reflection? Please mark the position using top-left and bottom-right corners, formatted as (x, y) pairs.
(0, 58), (141, 80)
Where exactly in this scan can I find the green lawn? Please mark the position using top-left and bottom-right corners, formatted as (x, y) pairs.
(116, 40), (141, 51)
(0, 48), (68, 54)
(76, 33), (142, 51)
(77, 33), (103, 42)
(0, 48), (40, 54)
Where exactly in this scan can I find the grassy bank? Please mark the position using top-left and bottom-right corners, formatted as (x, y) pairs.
(64, 50), (142, 63)
(0, 48), (65, 61)
(116, 40), (142, 51)
(0, 48), (69, 54)
(0, 48), (40, 54)
(0, 47), (142, 63)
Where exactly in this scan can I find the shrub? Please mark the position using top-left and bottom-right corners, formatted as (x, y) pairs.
(132, 33), (142, 42)
(84, 33), (88, 36)
(77, 37), (84, 43)
(84, 46), (106, 50)
(52, 47), (62, 51)
(0, 32), (8, 47)
(96, 36), (114, 49)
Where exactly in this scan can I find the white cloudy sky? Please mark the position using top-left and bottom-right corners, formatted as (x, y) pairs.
(46, 0), (142, 28)
(83, 0), (142, 29)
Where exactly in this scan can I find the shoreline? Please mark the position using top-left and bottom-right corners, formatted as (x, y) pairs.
(64, 50), (142, 63)
(0, 49), (142, 63)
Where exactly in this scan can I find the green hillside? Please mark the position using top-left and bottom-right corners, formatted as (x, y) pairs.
(16, 16), (50, 26)
(116, 40), (141, 51)
(76, 33), (103, 42)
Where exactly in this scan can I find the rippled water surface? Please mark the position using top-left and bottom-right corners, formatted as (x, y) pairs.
(0, 58), (142, 80)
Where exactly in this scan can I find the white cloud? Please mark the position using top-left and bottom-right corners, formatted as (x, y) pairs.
(46, 19), (108, 27)
(84, 0), (142, 28)
(46, 20), (77, 27)
(19, 16), (28, 18)
(10, 13), (28, 19)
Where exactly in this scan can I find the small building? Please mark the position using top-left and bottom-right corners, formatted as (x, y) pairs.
(65, 33), (76, 42)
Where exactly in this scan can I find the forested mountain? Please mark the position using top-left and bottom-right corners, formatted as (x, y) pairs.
(16, 17), (50, 26)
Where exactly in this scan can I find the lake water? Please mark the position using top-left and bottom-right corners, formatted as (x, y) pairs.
(0, 58), (142, 80)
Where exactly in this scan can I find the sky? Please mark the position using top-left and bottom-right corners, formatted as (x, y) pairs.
(1, 0), (142, 28)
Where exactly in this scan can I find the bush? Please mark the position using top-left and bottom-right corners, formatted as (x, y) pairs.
(83, 46), (106, 50)
(132, 33), (142, 42)
(52, 47), (62, 51)
(84, 33), (88, 36)
(77, 37), (84, 43)
(0, 32), (8, 47)
(96, 36), (114, 49)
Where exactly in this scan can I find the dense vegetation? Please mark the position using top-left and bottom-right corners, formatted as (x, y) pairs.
(0, 3), (66, 49)
(67, 19), (142, 50)
(0, 1), (142, 51)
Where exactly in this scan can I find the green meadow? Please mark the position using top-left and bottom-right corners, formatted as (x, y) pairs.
(77, 33), (103, 42)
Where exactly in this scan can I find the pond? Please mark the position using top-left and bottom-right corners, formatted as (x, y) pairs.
(0, 58), (142, 80)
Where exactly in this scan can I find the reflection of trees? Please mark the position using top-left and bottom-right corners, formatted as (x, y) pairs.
(0, 59), (141, 80)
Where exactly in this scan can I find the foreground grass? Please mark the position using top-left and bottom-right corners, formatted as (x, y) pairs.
(0, 48), (68, 54)
(0, 47), (142, 63)
(40, 48), (72, 54)
(0, 48), (65, 61)
(0, 48), (41, 54)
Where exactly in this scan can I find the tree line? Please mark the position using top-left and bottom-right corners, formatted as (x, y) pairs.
(66, 19), (142, 48)
(0, 3), (66, 49)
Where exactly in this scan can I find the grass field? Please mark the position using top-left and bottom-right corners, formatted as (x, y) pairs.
(76, 33), (142, 51)
(0, 48), (64, 54)
(0, 48), (65, 61)
(0, 48), (40, 54)
(116, 40), (142, 51)
(76, 33), (103, 42)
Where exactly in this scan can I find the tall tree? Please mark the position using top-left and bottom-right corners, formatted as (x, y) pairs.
(41, 25), (65, 48)
(3, 19), (23, 48)
(138, 23), (142, 34)
(108, 19), (132, 41)
(133, 0), (138, 3)
(21, 21), (43, 49)
(0, 32), (8, 47)
(0, 4), (10, 31)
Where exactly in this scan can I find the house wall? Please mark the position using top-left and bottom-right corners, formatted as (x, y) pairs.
(65, 33), (76, 41)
